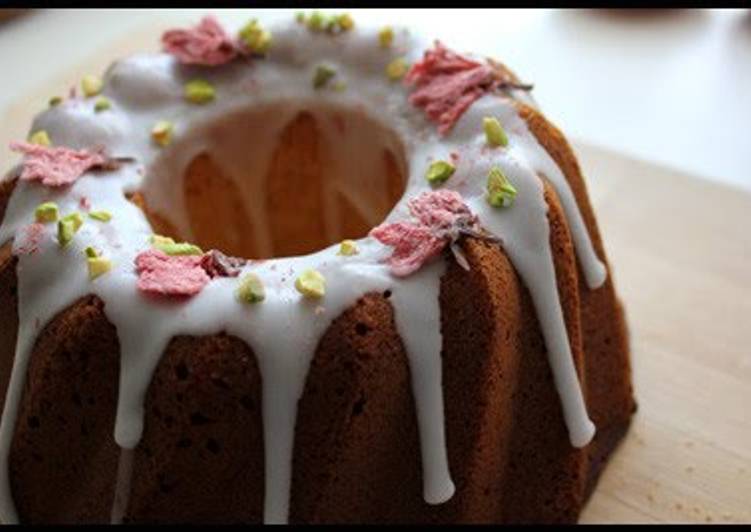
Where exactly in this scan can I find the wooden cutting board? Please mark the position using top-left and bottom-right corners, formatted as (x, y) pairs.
(1, 24), (750, 525)
(576, 144), (751, 524)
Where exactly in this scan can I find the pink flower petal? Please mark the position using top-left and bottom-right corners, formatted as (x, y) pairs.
(407, 189), (475, 230)
(371, 221), (444, 277)
(9, 142), (107, 188)
(162, 16), (239, 66)
(406, 41), (500, 135)
(371, 190), (479, 277)
(135, 249), (210, 297)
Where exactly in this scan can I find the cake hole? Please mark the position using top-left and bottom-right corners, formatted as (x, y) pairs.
(136, 101), (408, 260)
(354, 322), (370, 336)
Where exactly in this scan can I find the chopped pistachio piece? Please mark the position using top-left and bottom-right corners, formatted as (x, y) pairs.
(150, 234), (175, 248)
(300, 11), (354, 34)
(87, 256), (112, 280)
(184, 79), (216, 104)
(81, 74), (103, 97)
(162, 242), (203, 256)
(338, 239), (359, 256)
(331, 80), (347, 92)
(94, 96), (112, 112)
(307, 11), (326, 32)
(49, 96), (63, 107)
(239, 19), (272, 55)
(378, 26), (394, 48)
(84, 246), (99, 259)
(483, 116), (509, 147)
(89, 210), (112, 222)
(313, 64), (336, 89)
(57, 212), (84, 247)
(58, 220), (76, 247)
(151, 120), (174, 147)
(150, 234), (203, 256)
(324, 16), (338, 33)
(386, 57), (409, 81)
(28, 130), (51, 146)
(295, 269), (326, 299)
(64, 212), (84, 231)
(35, 202), (59, 223)
(337, 13), (354, 31)
(425, 160), (455, 186)
(486, 166), (517, 208)
(236, 273), (265, 304)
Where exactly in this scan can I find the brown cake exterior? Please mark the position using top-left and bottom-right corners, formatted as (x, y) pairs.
(0, 91), (634, 523)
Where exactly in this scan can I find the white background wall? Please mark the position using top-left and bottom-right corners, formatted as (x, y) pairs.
(1, 8), (749, 190)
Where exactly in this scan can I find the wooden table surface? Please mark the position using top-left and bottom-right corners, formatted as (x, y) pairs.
(577, 143), (751, 524)
(1, 25), (750, 525)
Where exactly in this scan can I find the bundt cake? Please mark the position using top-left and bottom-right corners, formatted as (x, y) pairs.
(0, 13), (635, 524)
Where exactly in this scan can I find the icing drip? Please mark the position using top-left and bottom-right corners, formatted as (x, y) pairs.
(110, 449), (135, 524)
(390, 260), (455, 504)
(0, 327), (34, 524)
(0, 16), (606, 524)
(455, 95), (600, 447)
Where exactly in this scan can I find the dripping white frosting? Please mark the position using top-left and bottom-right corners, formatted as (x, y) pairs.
(110, 449), (135, 524)
(0, 16), (606, 524)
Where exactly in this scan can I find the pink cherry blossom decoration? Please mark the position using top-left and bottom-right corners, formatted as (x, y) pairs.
(10, 142), (107, 188)
(162, 16), (240, 66)
(408, 188), (475, 229)
(371, 190), (481, 277)
(405, 41), (502, 135)
(135, 249), (210, 297)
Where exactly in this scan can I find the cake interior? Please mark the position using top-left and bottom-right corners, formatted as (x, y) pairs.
(133, 102), (408, 259)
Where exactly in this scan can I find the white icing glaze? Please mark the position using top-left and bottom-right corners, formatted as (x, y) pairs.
(390, 259), (456, 505)
(0, 15), (606, 524)
(111, 449), (135, 524)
